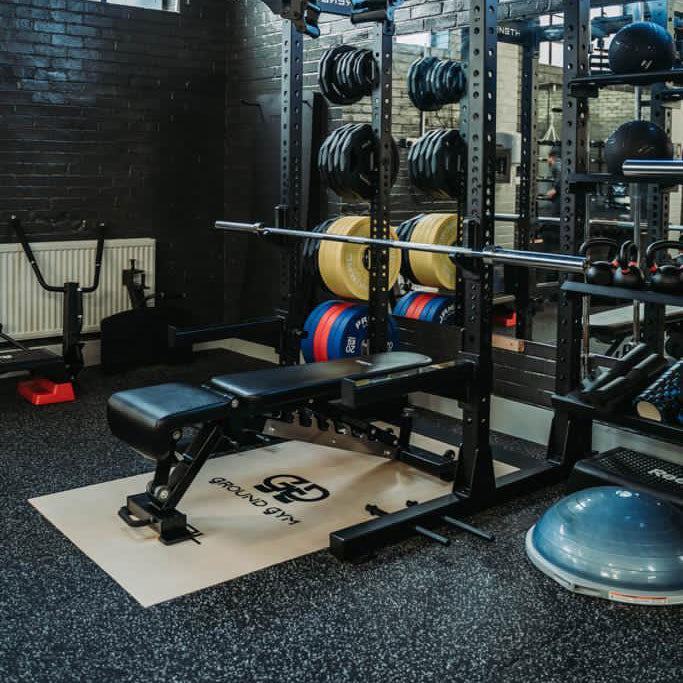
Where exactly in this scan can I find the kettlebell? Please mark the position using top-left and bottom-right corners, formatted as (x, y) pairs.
(579, 238), (618, 286)
(613, 240), (644, 289)
(645, 240), (683, 294)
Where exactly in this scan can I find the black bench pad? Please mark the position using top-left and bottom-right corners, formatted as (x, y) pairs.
(210, 352), (432, 407)
(108, 383), (228, 460)
(109, 353), (432, 459)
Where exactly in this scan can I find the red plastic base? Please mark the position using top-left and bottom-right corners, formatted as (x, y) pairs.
(493, 311), (517, 328)
(17, 378), (76, 405)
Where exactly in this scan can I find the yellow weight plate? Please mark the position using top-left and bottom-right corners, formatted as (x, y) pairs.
(408, 213), (458, 290)
(400, 213), (435, 285)
(318, 215), (400, 300)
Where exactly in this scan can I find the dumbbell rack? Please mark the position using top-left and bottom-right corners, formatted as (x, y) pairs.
(549, 0), (683, 472)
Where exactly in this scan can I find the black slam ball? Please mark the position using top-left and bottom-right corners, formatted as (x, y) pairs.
(608, 21), (676, 74)
(604, 120), (674, 175)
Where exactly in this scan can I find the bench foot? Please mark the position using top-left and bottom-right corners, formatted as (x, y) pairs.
(118, 493), (202, 545)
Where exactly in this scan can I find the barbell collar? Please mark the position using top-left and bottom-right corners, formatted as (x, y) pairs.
(214, 220), (586, 274)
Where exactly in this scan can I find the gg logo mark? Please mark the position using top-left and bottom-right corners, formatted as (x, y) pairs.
(254, 475), (330, 504)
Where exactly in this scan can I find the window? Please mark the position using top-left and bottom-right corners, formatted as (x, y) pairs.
(95, 0), (179, 11)
(539, 6), (628, 67)
(396, 32), (430, 47)
(539, 14), (563, 67)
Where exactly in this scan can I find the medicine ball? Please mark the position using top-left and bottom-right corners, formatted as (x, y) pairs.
(608, 21), (676, 74)
(604, 120), (673, 175)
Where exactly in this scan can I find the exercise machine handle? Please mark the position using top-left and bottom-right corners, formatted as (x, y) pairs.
(9, 215), (63, 293)
(82, 222), (106, 293)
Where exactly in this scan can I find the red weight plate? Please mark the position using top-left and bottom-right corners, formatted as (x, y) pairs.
(404, 293), (435, 320)
(313, 302), (354, 362)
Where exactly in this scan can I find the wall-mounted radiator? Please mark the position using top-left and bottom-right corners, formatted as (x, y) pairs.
(0, 238), (156, 340)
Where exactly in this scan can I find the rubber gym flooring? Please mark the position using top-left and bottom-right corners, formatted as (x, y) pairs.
(1, 349), (680, 683)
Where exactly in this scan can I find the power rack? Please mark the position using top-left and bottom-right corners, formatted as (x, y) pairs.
(215, 0), (593, 561)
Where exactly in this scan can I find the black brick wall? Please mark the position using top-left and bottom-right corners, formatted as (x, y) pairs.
(1, 0), (227, 323)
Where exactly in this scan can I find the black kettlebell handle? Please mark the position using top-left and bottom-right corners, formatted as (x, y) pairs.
(578, 237), (618, 259)
(618, 240), (640, 268)
(645, 240), (683, 269)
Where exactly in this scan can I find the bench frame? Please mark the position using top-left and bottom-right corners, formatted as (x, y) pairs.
(116, 361), (470, 545)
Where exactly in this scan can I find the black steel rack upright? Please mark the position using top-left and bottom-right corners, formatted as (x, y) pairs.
(514, 27), (540, 340)
(366, 17), (393, 353)
(278, 21), (307, 365)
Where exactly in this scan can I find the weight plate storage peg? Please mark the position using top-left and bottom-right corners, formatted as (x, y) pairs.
(317, 216), (401, 300)
(302, 300), (400, 363)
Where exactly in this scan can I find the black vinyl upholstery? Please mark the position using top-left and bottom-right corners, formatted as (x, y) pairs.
(210, 352), (432, 407)
(107, 383), (229, 460)
(108, 353), (432, 459)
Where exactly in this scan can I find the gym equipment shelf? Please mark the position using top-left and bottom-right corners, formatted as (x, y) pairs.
(569, 68), (683, 95)
(552, 393), (683, 446)
(562, 281), (683, 307)
(568, 172), (680, 186)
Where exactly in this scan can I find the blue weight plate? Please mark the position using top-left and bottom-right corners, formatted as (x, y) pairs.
(418, 294), (442, 322)
(394, 291), (419, 318)
(387, 314), (400, 352)
(325, 304), (401, 358)
(302, 300), (338, 363)
(323, 302), (357, 361)
(329, 304), (367, 359)
(393, 291), (413, 317)
(423, 296), (457, 325)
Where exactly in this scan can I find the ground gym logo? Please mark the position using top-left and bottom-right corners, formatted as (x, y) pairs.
(254, 474), (331, 504)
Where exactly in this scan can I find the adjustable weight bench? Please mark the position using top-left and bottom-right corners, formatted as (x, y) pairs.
(110, 352), (452, 544)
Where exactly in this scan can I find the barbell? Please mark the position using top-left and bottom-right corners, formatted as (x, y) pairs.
(214, 219), (587, 274)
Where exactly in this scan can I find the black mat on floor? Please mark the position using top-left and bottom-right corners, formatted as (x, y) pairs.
(1, 349), (680, 683)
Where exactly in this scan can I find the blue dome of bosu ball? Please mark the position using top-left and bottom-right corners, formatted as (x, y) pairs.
(526, 486), (683, 605)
